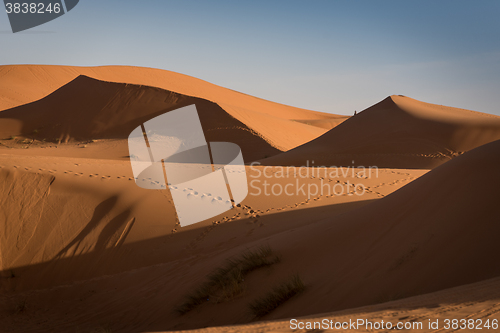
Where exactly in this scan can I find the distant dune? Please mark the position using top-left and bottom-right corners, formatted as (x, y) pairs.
(0, 65), (344, 156)
(1, 65), (499, 332)
(264, 95), (500, 168)
(1, 139), (498, 331)
(0, 75), (286, 161)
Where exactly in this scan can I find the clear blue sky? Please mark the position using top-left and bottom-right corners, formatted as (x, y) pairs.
(1, 0), (499, 115)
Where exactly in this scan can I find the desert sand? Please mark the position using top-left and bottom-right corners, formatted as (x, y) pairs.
(0, 65), (499, 332)
(0, 65), (345, 157)
(264, 95), (500, 168)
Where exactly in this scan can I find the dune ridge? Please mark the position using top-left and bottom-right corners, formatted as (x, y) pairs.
(264, 95), (500, 168)
(0, 65), (344, 153)
(1, 136), (498, 330)
(0, 65), (332, 120)
(1, 64), (499, 332)
(0, 75), (287, 161)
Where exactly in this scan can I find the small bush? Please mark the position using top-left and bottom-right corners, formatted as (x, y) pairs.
(249, 274), (305, 318)
(176, 245), (280, 315)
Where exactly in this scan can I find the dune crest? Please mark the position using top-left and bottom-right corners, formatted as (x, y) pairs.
(1, 65), (499, 332)
(264, 95), (500, 168)
(0, 65), (345, 154)
(0, 75), (287, 161)
(1, 140), (498, 331)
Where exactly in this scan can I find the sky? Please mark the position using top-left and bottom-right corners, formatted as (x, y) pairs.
(1, 0), (499, 116)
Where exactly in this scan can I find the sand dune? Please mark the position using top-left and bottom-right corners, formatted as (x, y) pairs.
(156, 139), (500, 329)
(163, 139), (500, 329)
(264, 95), (500, 168)
(0, 140), (498, 331)
(0, 65), (333, 121)
(0, 152), (426, 292)
(292, 115), (350, 129)
(1, 65), (499, 332)
(174, 276), (500, 333)
(0, 75), (287, 161)
(0, 65), (342, 154)
(262, 138), (500, 319)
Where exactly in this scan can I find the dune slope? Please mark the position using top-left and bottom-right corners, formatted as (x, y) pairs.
(0, 138), (498, 330)
(158, 138), (500, 329)
(0, 65), (342, 151)
(264, 95), (500, 168)
(0, 75), (287, 161)
(256, 139), (500, 321)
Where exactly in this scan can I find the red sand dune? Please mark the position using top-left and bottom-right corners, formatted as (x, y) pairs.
(0, 65), (343, 155)
(0, 139), (498, 331)
(163, 139), (500, 329)
(0, 75), (286, 161)
(1, 65), (499, 332)
(264, 95), (500, 168)
(263, 138), (500, 319)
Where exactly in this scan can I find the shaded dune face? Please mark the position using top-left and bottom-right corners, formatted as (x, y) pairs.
(0, 75), (280, 161)
(264, 95), (500, 168)
(1, 140), (498, 330)
(0, 65), (343, 153)
(254, 139), (500, 319)
(1, 64), (500, 332)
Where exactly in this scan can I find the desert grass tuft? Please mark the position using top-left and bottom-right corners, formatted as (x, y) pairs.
(176, 245), (280, 315)
(249, 274), (305, 318)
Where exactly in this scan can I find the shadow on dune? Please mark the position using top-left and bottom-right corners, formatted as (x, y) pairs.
(0, 189), (499, 332)
(54, 196), (134, 257)
(2, 141), (500, 331)
(0, 199), (374, 293)
(0, 75), (282, 162)
(259, 96), (500, 169)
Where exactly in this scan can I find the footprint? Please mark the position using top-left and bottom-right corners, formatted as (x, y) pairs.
(211, 196), (223, 203)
